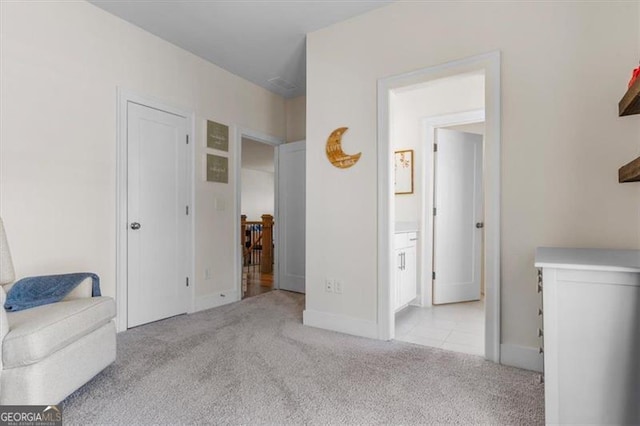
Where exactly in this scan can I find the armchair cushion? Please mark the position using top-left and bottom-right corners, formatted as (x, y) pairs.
(0, 287), (8, 371)
(3, 296), (115, 369)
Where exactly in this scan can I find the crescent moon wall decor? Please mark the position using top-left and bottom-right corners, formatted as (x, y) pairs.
(326, 127), (361, 169)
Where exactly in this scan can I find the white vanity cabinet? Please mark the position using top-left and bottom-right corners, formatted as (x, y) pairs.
(394, 231), (417, 311)
(535, 247), (640, 425)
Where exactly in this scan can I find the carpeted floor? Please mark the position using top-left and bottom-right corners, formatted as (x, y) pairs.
(61, 291), (544, 425)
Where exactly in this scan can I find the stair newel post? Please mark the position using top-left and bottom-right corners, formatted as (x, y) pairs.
(261, 214), (274, 273)
(241, 215), (247, 295)
(241, 215), (247, 256)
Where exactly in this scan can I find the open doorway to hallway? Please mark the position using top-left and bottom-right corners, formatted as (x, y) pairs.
(240, 137), (275, 299)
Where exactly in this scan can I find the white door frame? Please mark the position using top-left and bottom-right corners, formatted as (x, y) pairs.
(420, 109), (485, 308)
(115, 88), (196, 333)
(377, 51), (501, 363)
(234, 128), (284, 299)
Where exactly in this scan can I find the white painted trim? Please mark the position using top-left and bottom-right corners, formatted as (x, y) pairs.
(273, 146), (280, 289)
(115, 88), (196, 333)
(234, 128), (284, 300)
(419, 109), (485, 308)
(500, 343), (544, 372)
(484, 53), (502, 364)
(376, 82), (394, 341)
(377, 51), (502, 364)
(194, 289), (239, 312)
(303, 309), (379, 339)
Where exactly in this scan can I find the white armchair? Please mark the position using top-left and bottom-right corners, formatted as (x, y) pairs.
(0, 218), (116, 404)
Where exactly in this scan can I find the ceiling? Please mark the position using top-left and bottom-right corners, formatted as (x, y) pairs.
(90, 1), (392, 98)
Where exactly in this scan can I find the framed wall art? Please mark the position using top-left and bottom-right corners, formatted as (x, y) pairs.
(394, 149), (413, 194)
(206, 120), (229, 152)
(206, 154), (228, 183)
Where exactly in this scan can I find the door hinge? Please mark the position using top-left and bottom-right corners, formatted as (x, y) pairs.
(433, 207), (437, 216)
(186, 205), (189, 215)
(432, 271), (436, 280)
(433, 143), (438, 152)
(186, 277), (189, 287)
(186, 135), (189, 144)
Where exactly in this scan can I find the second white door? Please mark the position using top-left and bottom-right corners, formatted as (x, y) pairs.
(433, 129), (483, 305)
(127, 102), (190, 328)
(277, 140), (306, 293)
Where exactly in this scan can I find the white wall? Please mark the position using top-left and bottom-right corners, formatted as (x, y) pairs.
(392, 71), (484, 223)
(306, 2), (640, 350)
(0, 2), (285, 306)
(446, 122), (485, 135)
(285, 95), (306, 142)
(241, 137), (275, 173)
(241, 138), (275, 221)
(241, 169), (274, 221)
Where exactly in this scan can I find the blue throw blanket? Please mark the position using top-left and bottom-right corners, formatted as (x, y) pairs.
(4, 273), (101, 312)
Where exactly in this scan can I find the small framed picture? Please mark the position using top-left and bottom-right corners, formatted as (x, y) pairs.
(206, 154), (228, 183)
(394, 149), (413, 194)
(206, 120), (229, 152)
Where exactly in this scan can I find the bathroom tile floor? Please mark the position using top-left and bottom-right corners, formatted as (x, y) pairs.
(395, 299), (484, 356)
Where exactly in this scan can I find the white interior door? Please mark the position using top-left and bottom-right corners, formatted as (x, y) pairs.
(127, 102), (189, 327)
(277, 140), (305, 293)
(433, 129), (483, 305)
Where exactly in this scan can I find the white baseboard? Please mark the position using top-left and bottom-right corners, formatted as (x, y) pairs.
(303, 309), (378, 339)
(193, 289), (239, 312)
(500, 343), (543, 372)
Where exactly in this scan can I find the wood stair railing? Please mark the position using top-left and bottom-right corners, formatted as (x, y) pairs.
(241, 214), (274, 273)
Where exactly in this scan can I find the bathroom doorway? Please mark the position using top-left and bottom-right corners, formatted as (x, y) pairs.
(395, 113), (486, 355)
(377, 52), (501, 361)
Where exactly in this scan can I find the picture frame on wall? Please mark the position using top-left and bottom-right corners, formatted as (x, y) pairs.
(206, 154), (229, 183)
(394, 149), (413, 194)
(206, 120), (229, 152)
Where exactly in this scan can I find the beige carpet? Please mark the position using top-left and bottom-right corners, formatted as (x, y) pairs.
(62, 290), (544, 424)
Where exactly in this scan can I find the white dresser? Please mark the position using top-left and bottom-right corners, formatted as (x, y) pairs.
(535, 247), (640, 425)
(394, 230), (417, 311)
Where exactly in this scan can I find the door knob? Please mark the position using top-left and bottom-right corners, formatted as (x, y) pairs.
(475, 222), (484, 229)
(130, 222), (141, 230)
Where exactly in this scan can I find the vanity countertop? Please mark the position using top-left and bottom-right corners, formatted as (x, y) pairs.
(535, 247), (640, 273)
(395, 222), (418, 233)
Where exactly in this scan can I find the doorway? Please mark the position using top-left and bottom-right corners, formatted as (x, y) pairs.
(396, 115), (486, 356)
(116, 89), (195, 332)
(235, 130), (307, 299)
(377, 52), (501, 362)
(240, 137), (276, 299)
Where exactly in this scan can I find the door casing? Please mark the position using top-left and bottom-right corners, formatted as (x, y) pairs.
(116, 88), (195, 333)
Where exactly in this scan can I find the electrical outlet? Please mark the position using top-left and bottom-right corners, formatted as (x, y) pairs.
(334, 280), (343, 294)
(325, 279), (333, 293)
